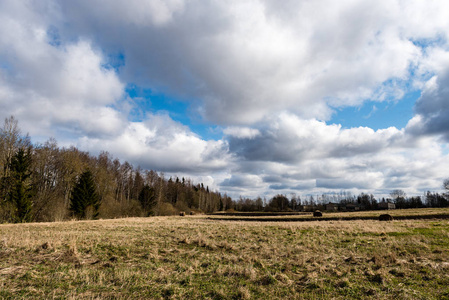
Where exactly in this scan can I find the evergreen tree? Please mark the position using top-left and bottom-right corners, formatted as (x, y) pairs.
(70, 170), (100, 219)
(8, 147), (34, 223)
(138, 185), (157, 215)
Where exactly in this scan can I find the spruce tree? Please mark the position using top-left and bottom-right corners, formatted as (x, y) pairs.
(70, 170), (100, 219)
(8, 148), (34, 223)
(138, 185), (156, 215)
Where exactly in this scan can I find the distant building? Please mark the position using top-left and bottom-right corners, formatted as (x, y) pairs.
(345, 204), (362, 211)
(325, 203), (339, 211)
(300, 205), (314, 212)
(379, 201), (395, 210)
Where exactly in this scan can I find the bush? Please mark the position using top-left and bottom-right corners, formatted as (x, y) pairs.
(175, 200), (190, 214)
(156, 202), (177, 216)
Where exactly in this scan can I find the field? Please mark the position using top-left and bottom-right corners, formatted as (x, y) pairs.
(1, 208), (449, 299)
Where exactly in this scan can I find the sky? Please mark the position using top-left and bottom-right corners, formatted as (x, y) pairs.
(1, 0), (449, 200)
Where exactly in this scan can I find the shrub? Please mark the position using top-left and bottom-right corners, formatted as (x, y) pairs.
(156, 202), (177, 216)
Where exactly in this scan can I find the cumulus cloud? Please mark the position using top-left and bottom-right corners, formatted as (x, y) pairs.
(407, 69), (449, 141)
(316, 175), (383, 190)
(228, 113), (408, 163)
(78, 113), (230, 173)
(63, 0), (185, 28)
(223, 113), (449, 197)
(51, 0), (449, 124)
(0, 2), (125, 139)
(223, 126), (260, 139)
(221, 174), (264, 188)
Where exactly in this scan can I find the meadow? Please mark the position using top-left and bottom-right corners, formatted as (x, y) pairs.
(1, 208), (449, 299)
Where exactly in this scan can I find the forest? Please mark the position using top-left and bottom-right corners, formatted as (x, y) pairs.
(1, 116), (448, 223)
(0, 116), (232, 223)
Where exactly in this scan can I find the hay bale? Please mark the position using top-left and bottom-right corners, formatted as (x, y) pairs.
(190, 211), (195, 215)
(179, 211), (185, 216)
(313, 210), (323, 217)
(379, 214), (393, 221)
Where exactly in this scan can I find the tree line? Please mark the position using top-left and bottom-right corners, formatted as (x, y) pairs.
(0, 116), (231, 223)
(232, 189), (449, 212)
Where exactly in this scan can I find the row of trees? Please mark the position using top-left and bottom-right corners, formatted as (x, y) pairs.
(232, 188), (449, 212)
(0, 116), (230, 223)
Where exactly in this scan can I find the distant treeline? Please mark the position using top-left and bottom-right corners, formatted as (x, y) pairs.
(234, 189), (449, 212)
(0, 116), (232, 223)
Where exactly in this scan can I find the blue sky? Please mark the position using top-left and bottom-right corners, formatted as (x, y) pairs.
(330, 90), (421, 130)
(126, 84), (222, 140)
(1, 0), (449, 199)
(128, 84), (419, 139)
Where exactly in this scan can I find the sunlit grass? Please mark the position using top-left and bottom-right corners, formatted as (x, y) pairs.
(1, 210), (449, 299)
(209, 207), (449, 221)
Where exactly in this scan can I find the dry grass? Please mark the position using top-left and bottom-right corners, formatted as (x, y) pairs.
(1, 211), (449, 299)
(208, 207), (449, 221)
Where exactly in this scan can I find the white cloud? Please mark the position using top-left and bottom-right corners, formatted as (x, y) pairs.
(223, 126), (260, 139)
(222, 112), (449, 198)
(78, 114), (231, 173)
(221, 174), (264, 189)
(407, 68), (449, 141)
(46, 0), (448, 124)
(63, 0), (185, 27)
(0, 2), (125, 138)
(227, 113), (409, 163)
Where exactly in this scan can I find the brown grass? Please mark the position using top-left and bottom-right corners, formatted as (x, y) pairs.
(208, 207), (449, 221)
(0, 210), (448, 299)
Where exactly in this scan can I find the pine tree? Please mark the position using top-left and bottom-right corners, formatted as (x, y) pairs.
(8, 148), (34, 223)
(70, 170), (100, 219)
(138, 185), (156, 215)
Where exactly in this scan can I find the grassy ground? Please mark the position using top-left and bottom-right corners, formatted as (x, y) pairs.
(209, 207), (449, 221)
(1, 208), (449, 299)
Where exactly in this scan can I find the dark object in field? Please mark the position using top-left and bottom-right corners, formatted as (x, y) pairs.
(313, 210), (323, 217)
(379, 214), (393, 221)
(179, 211), (185, 216)
(190, 211), (195, 215)
(35, 242), (52, 252)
